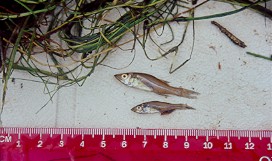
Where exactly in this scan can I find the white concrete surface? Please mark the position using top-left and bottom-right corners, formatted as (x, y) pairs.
(0, 1), (271, 130)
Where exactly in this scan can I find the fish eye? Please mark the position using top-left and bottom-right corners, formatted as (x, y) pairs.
(121, 74), (128, 79)
(136, 106), (142, 110)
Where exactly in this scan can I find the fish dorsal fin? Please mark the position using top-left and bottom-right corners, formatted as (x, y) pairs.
(160, 109), (175, 115)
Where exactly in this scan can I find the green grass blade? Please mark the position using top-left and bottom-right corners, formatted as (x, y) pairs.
(246, 52), (272, 61)
(1, 21), (28, 116)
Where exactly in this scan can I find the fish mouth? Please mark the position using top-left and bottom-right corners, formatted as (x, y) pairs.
(114, 74), (121, 81)
(131, 106), (137, 112)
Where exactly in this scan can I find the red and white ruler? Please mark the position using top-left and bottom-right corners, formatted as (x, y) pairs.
(0, 127), (271, 161)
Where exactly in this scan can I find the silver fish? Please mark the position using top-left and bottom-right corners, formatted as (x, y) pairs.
(131, 101), (195, 115)
(114, 72), (199, 99)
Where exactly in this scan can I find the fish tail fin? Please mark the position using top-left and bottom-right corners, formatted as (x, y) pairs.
(182, 104), (195, 110)
(174, 87), (200, 99)
(174, 104), (195, 110)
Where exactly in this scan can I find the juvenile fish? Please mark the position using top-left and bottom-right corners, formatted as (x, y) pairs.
(114, 72), (199, 99)
(131, 101), (195, 115)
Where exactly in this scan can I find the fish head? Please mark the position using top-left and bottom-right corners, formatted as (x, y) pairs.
(114, 73), (133, 86)
(131, 104), (146, 114)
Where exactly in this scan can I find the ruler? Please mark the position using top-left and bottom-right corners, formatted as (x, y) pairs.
(0, 128), (271, 161)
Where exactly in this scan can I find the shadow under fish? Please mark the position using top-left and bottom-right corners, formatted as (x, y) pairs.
(131, 101), (195, 115)
(114, 72), (199, 99)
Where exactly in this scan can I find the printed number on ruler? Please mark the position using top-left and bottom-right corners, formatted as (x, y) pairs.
(203, 141), (213, 149)
(184, 141), (189, 149)
(245, 142), (255, 150)
(224, 142), (232, 149)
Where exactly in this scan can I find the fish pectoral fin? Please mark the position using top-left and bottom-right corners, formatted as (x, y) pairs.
(160, 109), (175, 115)
(138, 78), (154, 90)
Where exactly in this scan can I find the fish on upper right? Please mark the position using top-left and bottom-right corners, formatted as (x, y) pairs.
(114, 72), (199, 99)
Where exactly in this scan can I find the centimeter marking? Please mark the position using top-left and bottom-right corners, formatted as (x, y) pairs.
(0, 128), (271, 139)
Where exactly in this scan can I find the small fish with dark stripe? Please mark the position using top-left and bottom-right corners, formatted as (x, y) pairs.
(131, 101), (195, 115)
(114, 72), (199, 99)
